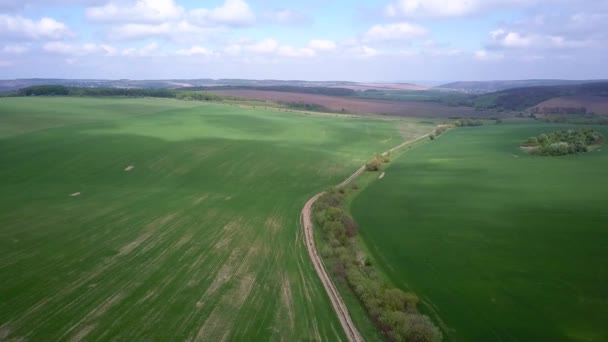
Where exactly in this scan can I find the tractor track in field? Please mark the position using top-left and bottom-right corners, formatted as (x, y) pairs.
(300, 130), (434, 342)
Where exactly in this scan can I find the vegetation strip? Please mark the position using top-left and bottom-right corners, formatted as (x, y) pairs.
(300, 131), (433, 342)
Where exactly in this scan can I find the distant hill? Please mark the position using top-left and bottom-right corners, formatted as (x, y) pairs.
(437, 79), (608, 93)
(0, 78), (427, 93)
(471, 82), (608, 112)
(531, 96), (608, 115)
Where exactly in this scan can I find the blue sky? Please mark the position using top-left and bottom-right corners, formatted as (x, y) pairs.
(1, 0), (607, 82)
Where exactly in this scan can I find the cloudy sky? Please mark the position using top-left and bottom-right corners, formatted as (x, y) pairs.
(1, 0), (607, 82)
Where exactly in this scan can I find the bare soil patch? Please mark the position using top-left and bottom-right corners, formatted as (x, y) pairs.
(209, 89), (489, 118)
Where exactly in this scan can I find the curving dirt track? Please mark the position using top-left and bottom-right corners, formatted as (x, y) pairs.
(300, 131), (433, 341)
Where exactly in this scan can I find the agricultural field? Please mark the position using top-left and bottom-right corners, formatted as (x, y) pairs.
(351, 122), (608, 341)
(0, 97), (427, 341)
(208, 89), (492, 118)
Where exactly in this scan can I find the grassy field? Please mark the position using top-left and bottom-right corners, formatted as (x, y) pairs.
(0, 97), (427, 341)
(351, 122), (608, 341)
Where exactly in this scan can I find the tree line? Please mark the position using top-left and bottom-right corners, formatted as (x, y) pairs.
(9, 85), (238, 102)
(314, 187), (442, 342)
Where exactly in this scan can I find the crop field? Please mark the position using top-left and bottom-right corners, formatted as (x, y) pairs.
(0, 97), (428, 341)
(207, 89), (492, 118)
(351, 122), (608, 341)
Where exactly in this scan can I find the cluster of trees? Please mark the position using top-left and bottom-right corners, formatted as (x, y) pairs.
(429, 125), (454, 141)
(17, 85), (71, 96)
(540, 114), (608, 125)
(281, 102), (328, 112)
(453, 119), (483, 127)
(365, 154), (390, 171)
(174, 91), (233, 102)
(314, 189), (442, 342)
(523, 129), (604, 156)
(13, 86), (238, 103)
(16, 85), (175, 98)
(530, 106), (587, 115)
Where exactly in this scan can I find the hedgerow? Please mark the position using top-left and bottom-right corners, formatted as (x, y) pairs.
(314, 188), (442, 342)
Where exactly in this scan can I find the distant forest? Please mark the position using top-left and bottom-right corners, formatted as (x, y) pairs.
(472, 82), (608, 111)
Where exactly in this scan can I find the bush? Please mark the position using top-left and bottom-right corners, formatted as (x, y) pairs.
(405, 314), (443, 342)
(341, 215), (358, 237)
(453, 119), (483, 127)
(527, 136), (539, 145)
(365, 157), (383, 171)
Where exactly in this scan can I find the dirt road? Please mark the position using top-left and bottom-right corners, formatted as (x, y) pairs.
(300, 131), (432, 342)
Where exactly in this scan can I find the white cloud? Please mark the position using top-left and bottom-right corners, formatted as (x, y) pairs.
(487, 29), (595, 50)
(363, 22), (427, 42)
(245, 39), (279, 53)
(385, 0), (479, 18)
(104, 20), (221, 41)
(346, 45), (379, 58)
(277, 45), (315, 58)
(263, 9), (310, 25)
(122, 42), (159, 56)
(383, 0), (570, 18)
(188, 0), (255, 27)
(88, 0), (255, 42)
(176, 45), (214, 56)
(308, 39), (336, 51)
(490, 29), (531, 47)
(86, 0), (183, 23)
(43, 41), (161, 57)
(44, 41), (118, 56)
(2, 44), (29, 54)
(107, 23), (171, 40)
(216, 38), (323, 59)
(1, 0), (106, 11)
(0, 14), (73, 40)
(474, 49), (503, 61)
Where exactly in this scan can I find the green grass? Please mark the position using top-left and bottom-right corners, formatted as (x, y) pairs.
(351, 122), (608, 341)
(0, 97), (424, 341)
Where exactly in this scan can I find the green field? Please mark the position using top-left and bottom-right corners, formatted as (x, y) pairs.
(0, 97), (427, 340)
(352, 122), (608, 341)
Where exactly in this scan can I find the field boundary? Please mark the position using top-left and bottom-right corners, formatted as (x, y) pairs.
(300, 129), (434, 342)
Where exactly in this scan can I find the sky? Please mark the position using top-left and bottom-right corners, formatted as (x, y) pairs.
(1, 0), (607, 82)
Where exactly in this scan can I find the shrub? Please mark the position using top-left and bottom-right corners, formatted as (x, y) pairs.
(405, 314), (443, 342)
(527, 137), (539, 145)
(341, 215), (358, 237)
(365, 157), (383, 171)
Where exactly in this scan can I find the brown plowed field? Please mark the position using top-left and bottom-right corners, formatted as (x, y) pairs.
(532, 96), (608, 115)
(209, 89), (490, 117)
